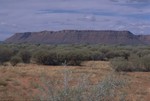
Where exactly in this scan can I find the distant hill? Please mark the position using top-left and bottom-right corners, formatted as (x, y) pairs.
(137, 35), (150, 45)
(4, 30), (149, 45)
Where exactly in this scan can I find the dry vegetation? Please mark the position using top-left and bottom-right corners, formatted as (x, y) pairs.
(0, 44), (150, 101)
(0, 61), (149, 101)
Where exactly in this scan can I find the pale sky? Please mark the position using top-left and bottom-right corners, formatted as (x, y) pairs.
(0, 0), (150, 40)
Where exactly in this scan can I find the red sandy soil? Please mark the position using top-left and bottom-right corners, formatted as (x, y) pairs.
(0, 61), (149, 101)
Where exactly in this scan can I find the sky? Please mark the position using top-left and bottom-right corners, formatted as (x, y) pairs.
(0, 0), (150, 41)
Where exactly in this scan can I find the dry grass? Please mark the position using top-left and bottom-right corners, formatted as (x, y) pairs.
(0, 61), (149, 101)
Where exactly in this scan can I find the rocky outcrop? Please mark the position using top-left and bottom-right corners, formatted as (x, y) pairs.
(4, 30), (148, 45)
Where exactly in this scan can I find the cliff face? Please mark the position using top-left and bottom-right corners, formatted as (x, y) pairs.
(4, 30), (148, 45)
(137, 35), (150, 44)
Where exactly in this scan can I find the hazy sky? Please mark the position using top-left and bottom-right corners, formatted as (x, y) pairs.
(0, 0), (150, 40)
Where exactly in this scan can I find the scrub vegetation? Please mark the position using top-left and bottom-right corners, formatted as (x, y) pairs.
(0, 44), (150, 72)
(0, 44), (150, 100)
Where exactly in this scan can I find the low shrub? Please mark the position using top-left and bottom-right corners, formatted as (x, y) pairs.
(105, 50), (130, 60)
(128, 54), (143, 71)
(137, 50), (150, 57)
(111, 54), (150, 72)
(33, 50), (86, 66)
(35, 73), (127, 101)
(141, 55), (150, 71)
(18, 50), (31, 63)
(90, 51), (105, 61)
(0, 47), (13, 65)
(10, 56), (22, 66)
(64, 50), (87, 66)
(110, 57), (131, 72)
(33, 50), (58, 65)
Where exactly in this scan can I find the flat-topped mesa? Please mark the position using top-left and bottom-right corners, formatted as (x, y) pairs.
(4, 30), (147, 45)
(137, 35), (150, 44)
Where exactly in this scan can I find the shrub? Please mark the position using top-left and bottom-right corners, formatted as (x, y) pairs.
(33, 50), (45, 65)
(90, 74), (126, 101)
(137, 50), (150, 57)
(117, 50), (130, 60)
(33, 50), (62, 65)
(110, 57), (131, 72)
(0, 47), (13, 65)
(65, 50), (87, 66)
(111, 54), (150, 72)
(141, 55), (150, 71)
(100, 47), (110, 54)
(90, 51), (105, 61)
(35, 72), (127, 101)
(18, 50), (31, 63)
(33, 49), (86, 66)
(105, 50), (130, 60)
(128, 54), (143, 71)
(10, 56), (22, 66)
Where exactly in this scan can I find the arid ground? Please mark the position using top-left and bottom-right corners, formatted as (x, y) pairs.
(0, 61), (150, 101)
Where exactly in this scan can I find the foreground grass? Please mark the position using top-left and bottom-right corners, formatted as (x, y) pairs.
(0, 61), (150, 101)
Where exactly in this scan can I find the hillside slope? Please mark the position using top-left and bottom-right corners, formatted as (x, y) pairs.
(137, 35), (150, 44)
(5, 30), (145, 45)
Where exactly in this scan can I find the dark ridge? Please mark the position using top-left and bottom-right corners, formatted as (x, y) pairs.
(20, 32), (31, 39)
(4, 30), (149, 45)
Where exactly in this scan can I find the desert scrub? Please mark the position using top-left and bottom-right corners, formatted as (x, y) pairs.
(33, 50), (60, 65)
(89, 73), (127, 101)
(0, 47), (13, 65)
(10, 56), (22, 66)
(111, 54), (150, 72)
(35, 72), (127, 101)
(18, 50), (31, 63)
(33, 49), (86, 66)
(110, 57), (130, 72)
(141, 55), (150, 71)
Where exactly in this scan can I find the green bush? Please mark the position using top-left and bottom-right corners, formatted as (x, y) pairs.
(137, 50), (150, 57)
(65, 50), (86, 66)
(111, 54), (150, 72)
(141, 55), (150, 71)
(105, 50), (130, 60)
(33, 50), (58, 65)
(128, 54), (143, 71)
(0, 47), (13, 65)
(110, 57), (131, 72)
(90, 51), (105, 61)
(33, 50), (86, 66)
(10, 56), (22, 66)
(18, 50), (31, 63)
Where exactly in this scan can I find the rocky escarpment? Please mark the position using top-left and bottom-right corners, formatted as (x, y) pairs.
(4, 30), (148, 45)
(137, 35), (150, 44)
